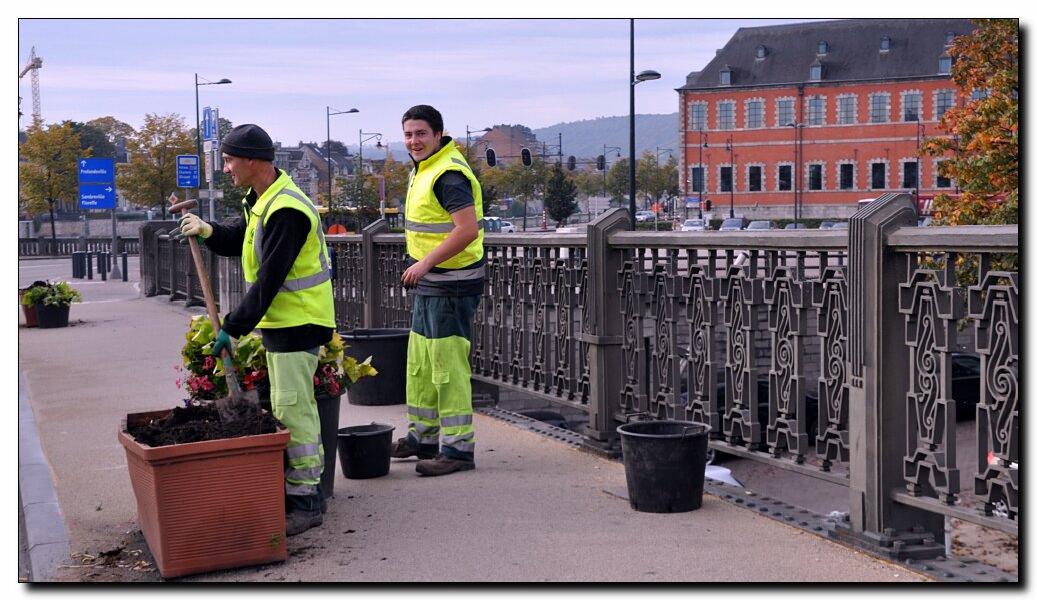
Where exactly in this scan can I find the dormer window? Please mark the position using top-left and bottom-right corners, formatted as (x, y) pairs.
(818, 40), (829, 55)
(755, 45), (767, 59)
(880, 36), (891, 52)
(810, 59), (823, 81)
(945, 31), (955, 46)
(720, 65), (732, 86)
(939, 54), (952, 74)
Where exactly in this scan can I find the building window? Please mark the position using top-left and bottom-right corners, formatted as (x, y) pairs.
(839, 163), (855, 190)
(778, 165), (792, 191)
(971, 88), (989, 101)
(939, 55), (952, 75)
(756, 45), (767, 59)
(691, 167), (704, 193)
(690, 103), (707, 131)
(808, 164), (823, 190)
(745, 99), (764, 128)
(810, 64), (823, 81)
(818, 41), (829, 55)
(871, 163), (887, 189)
(720, 166), (733, 192)
(807, 95), (825, 126)
(777, 98), (795, 127)
(836, 95), (857, 124)
(717, 101), (735, 130)
(936, 160), (952, 188)
(749, 166), (762, 191)
(870, 93), (890, 123)
(935, 90), (955, 119)
(880, 36), (891, 52)
(902, 91), (921, 122)
(902, 161), (918, 189)
(720, 67), (732, 86)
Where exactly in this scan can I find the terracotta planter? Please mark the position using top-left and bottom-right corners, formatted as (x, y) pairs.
(19, 290), (38, 327)
(119, 409), (291, 578)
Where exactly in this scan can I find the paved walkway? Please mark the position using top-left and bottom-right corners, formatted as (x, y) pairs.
(17, 258), (927, 582)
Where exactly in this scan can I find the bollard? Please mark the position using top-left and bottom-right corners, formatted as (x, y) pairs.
(99, 252), (108, 281)
(122, 252), (129, 282)
(86, 252), (94, 280)
(71, 252), (84, 278)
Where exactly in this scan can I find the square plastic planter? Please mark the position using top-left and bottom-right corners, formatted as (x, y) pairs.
(119, 409), (291, 578)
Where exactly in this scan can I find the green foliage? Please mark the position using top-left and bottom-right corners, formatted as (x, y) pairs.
(21, 281), (82, 307)
(69, 120), (116, 158)
(543, 163), (579, 225)
(117, 113), (195, 219)
(18, 121), (83, 217)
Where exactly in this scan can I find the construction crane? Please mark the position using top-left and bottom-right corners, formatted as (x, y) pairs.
(19, 46), (43, 124)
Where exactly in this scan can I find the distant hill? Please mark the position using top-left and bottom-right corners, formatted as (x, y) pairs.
(360, 112), (680, 161)
(533, 113), (679, 159)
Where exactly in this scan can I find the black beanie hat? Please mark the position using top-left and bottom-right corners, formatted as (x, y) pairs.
(221, 124), (275, 161)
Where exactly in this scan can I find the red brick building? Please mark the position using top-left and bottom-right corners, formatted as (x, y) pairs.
(677, 19), (972, 220)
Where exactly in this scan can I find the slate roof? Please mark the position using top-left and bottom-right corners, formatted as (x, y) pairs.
(679, 18), (974, 91)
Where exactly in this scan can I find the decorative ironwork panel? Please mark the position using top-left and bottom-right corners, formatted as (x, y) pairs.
(721, 254), (766, 449)
(488, 251), (507, 379)
(508, 251), (528, 385)
(650, 254), (682, 420)
(811, 265), (850, 468)
(530, 255), (551, 392)
(969, 269), (1019, 520)
(685, 252), (722, 432)
(330, 240), (364, 331)
(376, 243), (412, 329)
(764, 260), (810, 462)
(899, 261), (963, 504)
(553, 256), (574, 399)
(574, 255), (591, 405)
(618, 254), (646, 414)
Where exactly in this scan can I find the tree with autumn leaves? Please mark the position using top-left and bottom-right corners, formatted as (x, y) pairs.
(922, 19), (1017, 226)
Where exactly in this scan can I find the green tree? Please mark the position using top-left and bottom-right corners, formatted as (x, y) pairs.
(922, 18), (1018, 226)
(117, 113), (194, 219)
(380, 153), (411, 209)
(543, 163), (579, 225)
(69, 120), (116, 159)
(18, 121), (83, 220)
(605, 158), (630, 205)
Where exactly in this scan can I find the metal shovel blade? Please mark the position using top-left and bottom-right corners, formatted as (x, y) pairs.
(215, 353), (260, 423)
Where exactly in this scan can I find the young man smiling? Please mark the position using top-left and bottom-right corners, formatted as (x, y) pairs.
(392, 105), (485, 476)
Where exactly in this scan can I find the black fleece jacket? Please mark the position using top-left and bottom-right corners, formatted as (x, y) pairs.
(203, 171), (333, 352)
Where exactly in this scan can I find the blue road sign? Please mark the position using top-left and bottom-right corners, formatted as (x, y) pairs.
(685, 196), (701, 208)
(202, 107), (217, 141)
(78, 157), (115, 184)
(177, 155), (200, 188)
(79, 183), (117, 209)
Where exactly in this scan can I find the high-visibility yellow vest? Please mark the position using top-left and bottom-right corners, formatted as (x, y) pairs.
(240, 172), (335, 330)
(404, 141), (484, 272)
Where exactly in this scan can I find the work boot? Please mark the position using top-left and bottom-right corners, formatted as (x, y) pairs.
(286, 509), (323, 536)
(390, 437), (437, 460)
(415, 455), (475, 477)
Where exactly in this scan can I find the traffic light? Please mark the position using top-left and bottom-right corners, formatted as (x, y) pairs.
(596, 154), (605, 171)
(704, 200), (712, 211)
(521, 147), (532, 167)
(567, 155), (576, 171)
(485, 148), (497, 167)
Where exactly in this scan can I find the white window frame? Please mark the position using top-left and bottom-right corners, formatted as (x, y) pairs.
(717, 100), (736, 130)
(933, 159), (953, 189)
(690, 164), (707, 194)
(717, 163), (735, 194)
(934, 89), (955, 120)
(744, 97), (765, 129)
(899, 157), (920, 190)
(868, 159), (889, 190)
(901, 89), (923, 122)
(689, 101), (708, 131)
(836, 160), (857, 191)
(868, 92), (891, 123)
(836, 94), (858, 125)
(775, 161), (794, 192)
(806, 95), (826, 126)
(775, 97), (796, 127)
(806, 161), (826, 191)
(745, 162), (765, 192)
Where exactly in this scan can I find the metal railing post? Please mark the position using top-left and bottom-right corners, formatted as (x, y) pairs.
(827, 192), (944, 559)
(582, 208), (631, 453)
(361, 218), (390, 328)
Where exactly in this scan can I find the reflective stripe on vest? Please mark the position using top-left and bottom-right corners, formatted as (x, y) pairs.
(404, 219), (488, 234)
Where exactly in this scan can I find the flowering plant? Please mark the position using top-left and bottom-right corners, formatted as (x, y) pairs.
(176, 316), (376, 402)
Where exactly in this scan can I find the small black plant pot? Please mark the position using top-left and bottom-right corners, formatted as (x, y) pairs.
(35, 302), (70, 329)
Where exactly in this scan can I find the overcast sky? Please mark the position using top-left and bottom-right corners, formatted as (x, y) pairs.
(18, 18), (824, 146)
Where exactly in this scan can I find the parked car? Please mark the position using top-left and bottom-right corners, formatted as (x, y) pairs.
(830, 222), (848, 229)
(719, 217), (747, 231)
(784, 223), (807, 230)
(499, 221), (516, 233)
(681, 218), (707, 231)
(634, 210), (656, 222)
(818, 221), (839, 229)
(746, 220), (774, 231)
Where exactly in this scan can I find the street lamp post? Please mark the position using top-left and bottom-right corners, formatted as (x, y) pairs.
(326, 107), (358, 216)
(696, 131), (708, 219)
(725, 138), (734, 218)
(358, 130), (383, 229)
(466, 125), (491, 163)
(915, 120), (926, 207)
(602, 145), (621, 213)
(629, 19), (661, 231)
(785, 121), (805, 226)
(194, 74), (232, 221)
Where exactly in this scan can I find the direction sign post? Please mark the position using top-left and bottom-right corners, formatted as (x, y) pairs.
(78, 157), (120, 279)
(177, 155), (200, 189)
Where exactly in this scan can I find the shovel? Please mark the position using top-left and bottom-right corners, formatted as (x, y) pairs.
(168, 195), (259, 422)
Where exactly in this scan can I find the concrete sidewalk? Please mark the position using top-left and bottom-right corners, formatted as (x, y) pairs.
(17, 259), (927, 582)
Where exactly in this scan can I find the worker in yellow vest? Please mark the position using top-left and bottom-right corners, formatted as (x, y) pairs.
(391, 105), (484, 476)
(174, 124), (334, 535)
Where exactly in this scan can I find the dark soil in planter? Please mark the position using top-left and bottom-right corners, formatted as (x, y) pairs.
(127, 401), (281, 447)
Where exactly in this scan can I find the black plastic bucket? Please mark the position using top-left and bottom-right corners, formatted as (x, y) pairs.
(316, 394), (342, 499)
(617, 420), (712, 513)
(340, 328), (409, 406)
(337, 423), (395, 479)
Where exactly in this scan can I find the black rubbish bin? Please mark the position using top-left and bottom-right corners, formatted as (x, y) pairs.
(340, 328), (409, 406)
(337, 423), (395, 479)
(617, 420), (711, 513)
